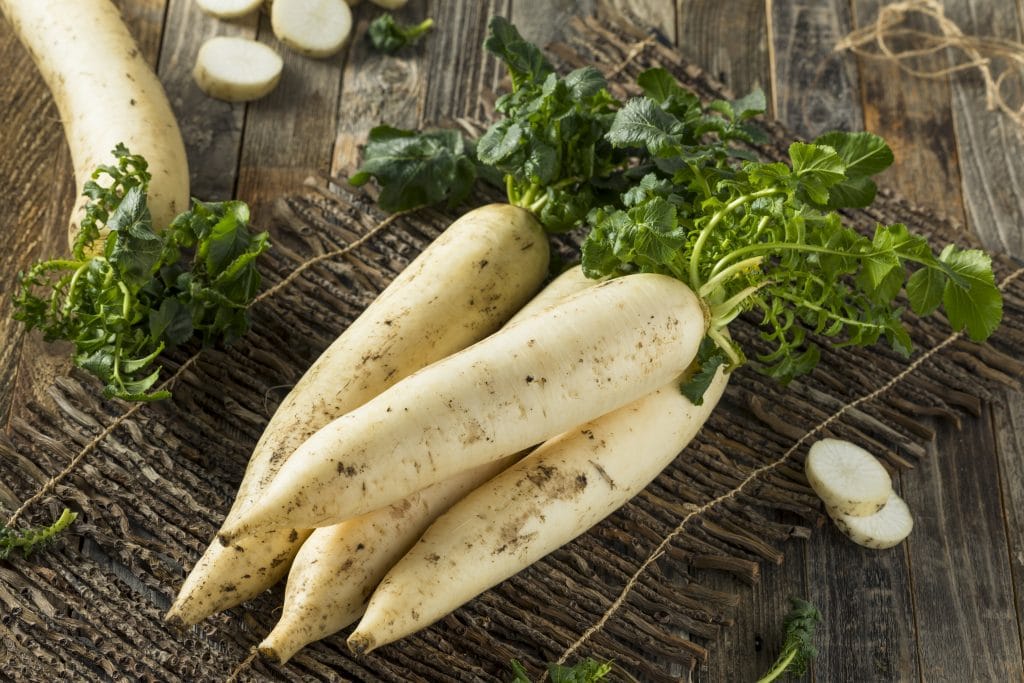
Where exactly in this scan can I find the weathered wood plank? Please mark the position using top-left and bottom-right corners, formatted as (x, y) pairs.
(159, 0), (257, 201)
(805, 481), (920, 681)
(768, 0), (863, 137)
(901, 412), (1024, 680)
(675, 0), (771, 98)
(850, 0), (967, 226)
(235, 12), (344, 229)
(945, 0), (1024, 259)
(0, 13), (69, 430)
(993, 388), (1024, 661)
(331, 2), (430, 175)
(696, 541), (809, 682)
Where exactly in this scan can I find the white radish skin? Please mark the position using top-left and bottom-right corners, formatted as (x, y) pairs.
(193, 37), (284, 103)
(165, 204), (548, 626)
(195, 0), (263, 19)
(218, 272), (707, 544)
(348, 365), (730, 654)
(830, 490), (914, 549)
(0, 0), (189, 249)
(505, 266), (598, 327)
(271, 0), (352, 58)
(258, 454), (520, 664)
(255, 268), (597, 660)
(805, 438), (892, 517)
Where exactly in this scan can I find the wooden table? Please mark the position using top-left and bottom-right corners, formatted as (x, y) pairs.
(1, 1), (1021, 680)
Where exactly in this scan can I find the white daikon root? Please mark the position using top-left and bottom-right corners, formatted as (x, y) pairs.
(831, 490), (914, 549)
(271, 0), (352, 58)
(805, 438), (892, 517)
(195, 0), (263, 19)
(193, 36), (283, 102)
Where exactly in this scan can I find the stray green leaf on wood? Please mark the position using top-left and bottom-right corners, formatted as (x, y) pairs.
(0, 508), (77, 560)
(756, 597), (822, 682)
(368, 13), (434, 54)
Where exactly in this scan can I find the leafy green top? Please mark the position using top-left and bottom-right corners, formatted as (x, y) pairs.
(352, 18), (1002, 390)
(14, 145), (270, 401)
(367, 14), (434, 53)
(0, 508), (77, 560)
(581, 71), (1002, 383)
(756, 597), (822, 682)
(352, 16), (626, 233)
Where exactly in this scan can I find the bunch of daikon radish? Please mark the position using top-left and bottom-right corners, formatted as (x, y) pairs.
(168, 16), (1001, 667)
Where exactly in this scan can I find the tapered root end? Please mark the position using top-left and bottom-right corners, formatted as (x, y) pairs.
(347, 632), (376, 655)
(257, 644), (285, 665)
(164, 610), (186, 630)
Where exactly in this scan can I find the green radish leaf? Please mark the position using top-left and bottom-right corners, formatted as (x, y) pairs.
(607, 97), (681, 156)
(351, 125), (478, 212)
(907, 266), (945, 316)
(814, 130), (893, 178)
(484, 16), (553, 90)
(367, 14), (434, 53)
(939, 246), (1003, 341)
(637, 67), (688, 104)
(681, 337), (730, 405)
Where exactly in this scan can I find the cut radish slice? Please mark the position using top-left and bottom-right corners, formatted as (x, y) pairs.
(271, 0), (352, 58)
(193, 37), (283, 102)
(805, 438), (892, 517)
(831, 490), (914, 549)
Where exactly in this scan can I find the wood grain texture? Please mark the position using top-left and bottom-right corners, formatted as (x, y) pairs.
(850, 0), (967, 226)
(676, 0), (770, 98)
(158, 0), (256, 201)
(994, 388), (1024, 662)
(768, 0), (863, 138)
(696, 541), (810, 682)
(235, 11), (344, 230)
(945, 0), (1024, 259)
(902, 412), (1024, 681)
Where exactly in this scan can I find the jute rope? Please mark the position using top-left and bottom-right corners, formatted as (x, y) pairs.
(3, 208), (408, 529)
(556, 264), (1024, 665)
(836, 0), (1024, 130)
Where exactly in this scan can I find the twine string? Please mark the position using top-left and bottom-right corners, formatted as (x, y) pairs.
(836, 0), (1024, 128)
(557, 265), (1024, 664)
(3, 208), (407, 528)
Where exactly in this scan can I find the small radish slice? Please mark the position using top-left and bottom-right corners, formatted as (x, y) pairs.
(805, 438), (891, 516)
(193, 37), (283, 102)
(195, 0), (263, 19)
(369, 0), (407, 7)
(830, 491), (914, 549)
(271, 0), (352, 58)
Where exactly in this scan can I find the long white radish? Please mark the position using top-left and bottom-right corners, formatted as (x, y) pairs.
(348, 364), (730, 653)
(0, 0), (189, 248)
(256, 267), (599, 661)
(166, 204), (549, 626)
(258, 453), (521, 664)
(271, 0), (352, 58)
(805, 438), (892, 517)
(218, 272), (707, 544)
(193, 37), (284, 103)
(831, 490), (913, 549)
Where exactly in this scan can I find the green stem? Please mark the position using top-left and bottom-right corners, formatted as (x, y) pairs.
(408, 18), (435, 39)
(527, 194), (549, 214)
(756, 647), (797, 683)
(698, 256), (764, 300)
(772, 290), (890, 331)
(505, 174), (517, 204)
(709, 281), (772, 327)
(688, 162), (711, 199)
(61, 262), (92, 315)
(706, 326), (742, 366)
(688, 188), (782, 290)
(118, 281), (132, 321)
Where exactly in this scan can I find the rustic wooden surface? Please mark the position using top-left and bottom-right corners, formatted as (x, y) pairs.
(1, 1), (1022, 681)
